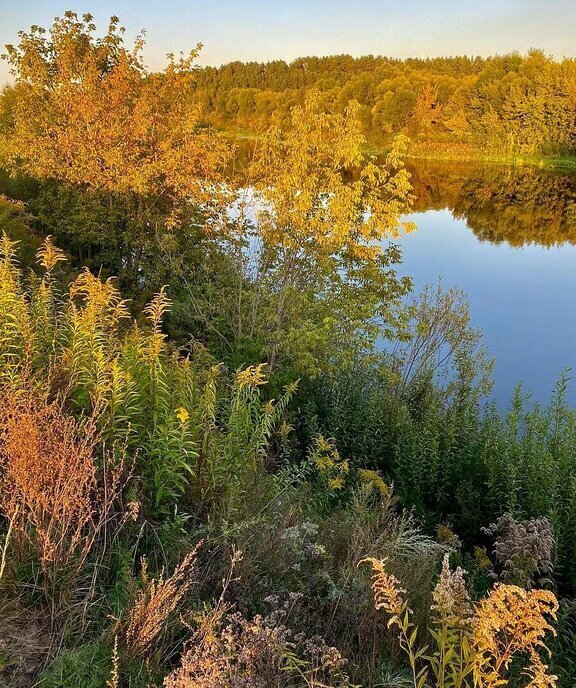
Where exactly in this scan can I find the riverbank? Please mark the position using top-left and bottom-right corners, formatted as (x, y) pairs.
(398, 142), (576, 171)
(225, 131), (576, 171)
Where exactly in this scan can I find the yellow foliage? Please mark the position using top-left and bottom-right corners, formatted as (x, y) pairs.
(144, 287), (173, 362)
(311, 434), (349, 492)
(235, 363), (268, 389)
(361, 556), (407, 623)
(473, 584), (558, 688)
(363, 556), (560, 688)
(175, 407), (190, 424)
(358, 468), (389, 497)
(36, 235), (67, 272)
(1, 12), (231, 219)
(248, 91), (414, 261)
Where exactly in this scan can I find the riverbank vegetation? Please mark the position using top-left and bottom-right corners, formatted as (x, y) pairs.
(0, 11), (574, 688)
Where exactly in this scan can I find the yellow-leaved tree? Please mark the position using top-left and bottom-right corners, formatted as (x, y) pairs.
(179, 92), (415, 375)
(246, 92), (415, 372)
(0, 12), (232, 278)
(248, 92), (413, 258)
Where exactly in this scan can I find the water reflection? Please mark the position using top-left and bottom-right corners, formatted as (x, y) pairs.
(372, 160), (576, 407)
(2, 156), (576, 405)
(233, 142), (576, 248)
(404, 160), (576, 247)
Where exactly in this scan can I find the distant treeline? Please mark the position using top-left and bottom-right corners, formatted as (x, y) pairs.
(194, 51), (576, 155)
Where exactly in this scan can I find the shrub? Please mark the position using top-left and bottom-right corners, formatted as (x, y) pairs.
(362, 555), (559, 688)
(0, 388), (125, 586)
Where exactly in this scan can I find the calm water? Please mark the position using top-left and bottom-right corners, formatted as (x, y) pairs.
(3, 156), (576, 406)
(396, 160), (576, 407)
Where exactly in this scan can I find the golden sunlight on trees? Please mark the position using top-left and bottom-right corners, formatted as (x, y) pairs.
(230, 93), (415, 371)
(193, 51), (576, 157)
(248, 92), (414, 261)
(1, 9), (574, 687)
(0, 12), (231, 233)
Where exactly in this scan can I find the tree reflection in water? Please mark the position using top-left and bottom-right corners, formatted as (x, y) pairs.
(404, 159), (576, 247)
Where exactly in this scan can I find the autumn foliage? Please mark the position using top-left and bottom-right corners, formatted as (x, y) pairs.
(0, 9), (572, 688)
(363, 556), (559, 688)
(0, 389), (123, 577)
(1, 12), (231, 207)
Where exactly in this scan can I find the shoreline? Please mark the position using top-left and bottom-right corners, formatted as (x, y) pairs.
(224, 130), (576, 171)
(366, 144), (576, 171)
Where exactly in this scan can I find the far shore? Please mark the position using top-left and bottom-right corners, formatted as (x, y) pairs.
(222, 129), (576, 171)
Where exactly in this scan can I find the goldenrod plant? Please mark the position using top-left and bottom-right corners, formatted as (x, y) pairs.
(362, 556), (559, 688)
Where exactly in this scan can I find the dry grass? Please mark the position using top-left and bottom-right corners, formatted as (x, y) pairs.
(122, 545), (199, 659)
(0, 387), (126, 583)
(0, 601), (53, 688)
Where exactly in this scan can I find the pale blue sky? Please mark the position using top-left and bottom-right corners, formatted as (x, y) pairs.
(1, 0), (576, 85)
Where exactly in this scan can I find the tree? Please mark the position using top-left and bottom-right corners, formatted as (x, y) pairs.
(179, 92), (415, 376)
(0, 12), (232, 282)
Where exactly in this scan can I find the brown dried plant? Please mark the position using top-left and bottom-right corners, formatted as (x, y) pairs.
(165, 548), (351, 688)
(431, 554), (475, 629)
(107, 635), (120, 688)
(122, 545), (199, 659)
(165, 609), (352, 688)
(164, 611), (286, 688)
(0, 388), (123, 579)
(429, 554), (476, 687)
(482, 513), (554, 588)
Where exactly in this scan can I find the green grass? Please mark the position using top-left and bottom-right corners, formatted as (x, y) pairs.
(219, 130), (576, 171)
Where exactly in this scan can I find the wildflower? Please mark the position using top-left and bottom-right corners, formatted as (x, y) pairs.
(360, 557), (407, 624)
(482, 513), (554, 587)
(123, 547), (199, 659)
(311, 435), (348, 491)
(436, 524), (461, 550)
(432, 554), (475, 628)
(126, 500), (141, 522)
(175, 407), (189, 424)
(36, 235), (67, 271)
(315, 435), (333, 453)
(278, 420), (293, 439)
(107, 636), (120, 688)
(328, 476), (344, 490)
(144, 287), (172, 329)
(315, 454), (335, 472)
(473, 584), (559, 688)
(358, 469), (389, 497)
(235, 363), (268, 388)
(474, 546), (493, 572)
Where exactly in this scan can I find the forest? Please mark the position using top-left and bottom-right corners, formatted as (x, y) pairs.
(0, 11), (575, 688)
(194, 52), (576, 159)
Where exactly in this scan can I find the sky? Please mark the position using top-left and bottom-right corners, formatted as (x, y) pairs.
(1, 0), (576, 85)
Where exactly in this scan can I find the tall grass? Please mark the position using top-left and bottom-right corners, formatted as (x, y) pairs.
(0, 233), (295, 517)
(302, 298), (576, 592)
(0, 233), (572, 686)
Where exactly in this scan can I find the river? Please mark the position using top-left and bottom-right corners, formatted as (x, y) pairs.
(397, 160), (576, 406)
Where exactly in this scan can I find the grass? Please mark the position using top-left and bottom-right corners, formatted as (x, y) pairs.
(219, 129), (576, 171)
